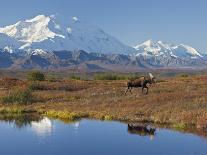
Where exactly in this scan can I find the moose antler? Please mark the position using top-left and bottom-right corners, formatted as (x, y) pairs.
(149, 73), (154, 79)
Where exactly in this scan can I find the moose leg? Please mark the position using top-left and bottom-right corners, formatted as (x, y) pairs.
(142, 86), (148, 94)
(145, 87), (148, 94)
(125, 87), (129, 95)
(130, 87), (132, 94)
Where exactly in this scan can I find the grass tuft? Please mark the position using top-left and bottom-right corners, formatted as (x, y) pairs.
(27, 71), (45, 81)
(173, 122), (187, 131)
(0, 107), (24, 114)
(103, 115), (113, 121)
(94, 73), (128, 80)
(1, 88), (33, 104)
(45, 110), (81, 121)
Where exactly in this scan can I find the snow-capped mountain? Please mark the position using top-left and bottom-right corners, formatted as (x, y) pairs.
(0, 14), (135, 54)
(0, 15), (206, 70)
(133, 39), (206, 67)
(0, 33), (22, 53)
(134, 39), (203, 59)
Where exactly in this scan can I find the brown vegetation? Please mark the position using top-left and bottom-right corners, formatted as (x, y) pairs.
(0, 74), (206, 133)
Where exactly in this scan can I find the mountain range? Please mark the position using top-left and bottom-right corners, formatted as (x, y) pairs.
(0, 14), (206, 71)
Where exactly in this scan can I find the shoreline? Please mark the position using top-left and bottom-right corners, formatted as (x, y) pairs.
(0, 75), (207, 137)
(0, 106), (206, 139)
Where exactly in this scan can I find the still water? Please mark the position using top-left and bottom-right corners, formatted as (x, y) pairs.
(0, 116), (206, 155)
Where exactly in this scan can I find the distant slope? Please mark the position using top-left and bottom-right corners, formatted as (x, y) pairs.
(0, 49), (205, 71)
(0, 15), (135, 55)
(0, 15), (207, 70)
(134, 39), (206, 67)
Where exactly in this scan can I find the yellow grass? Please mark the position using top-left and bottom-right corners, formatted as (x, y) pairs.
(0, 75), (206, 132)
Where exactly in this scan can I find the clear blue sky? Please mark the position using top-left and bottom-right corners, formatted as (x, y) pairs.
(0, 0), (206, 52)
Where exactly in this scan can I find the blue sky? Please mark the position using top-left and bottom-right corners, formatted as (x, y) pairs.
(0, 0), (206, 52)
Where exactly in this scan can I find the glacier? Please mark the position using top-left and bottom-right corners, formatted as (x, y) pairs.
(0, 14), (135, 55)
(0, 15), (206, 70)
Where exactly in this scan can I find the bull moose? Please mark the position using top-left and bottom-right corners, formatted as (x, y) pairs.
(125, 73), (156, 95)
(127, 124), (156, 137)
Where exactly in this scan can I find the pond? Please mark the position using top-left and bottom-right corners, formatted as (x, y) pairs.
(0, 115), (206, 155)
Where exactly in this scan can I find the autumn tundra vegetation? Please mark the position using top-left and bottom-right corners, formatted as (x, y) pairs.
(0, 70), (206, 135)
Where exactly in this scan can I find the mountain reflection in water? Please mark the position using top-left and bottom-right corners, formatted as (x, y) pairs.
(0, 114), (206, 140)
(0, 114), (81, 136)
(0, 114), (41, 128)
(31, 117), (53, 136)
(0, 115), (206, 155)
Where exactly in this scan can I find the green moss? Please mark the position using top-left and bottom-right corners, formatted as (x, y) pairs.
(173, 122), (187, 130)
(103, 115), (113, 121)
(45, 110), (81, 121)
(28, 82), (43, 90)
(94, 73), (128, 80)
(0, 107), (24, 114)
(70, 75), (81, 80)
(180, 74), (189, 78)
(66, 96), (81, 101)
(27, 71), (45, 81)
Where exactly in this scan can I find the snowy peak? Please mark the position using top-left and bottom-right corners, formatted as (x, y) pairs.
(140, 39), (154, 47)
(135, 39), (172, 51)
(132, 39), (207, 68)
(173, 44), (203, 58)
(0, 14), (135, 54)
(134, 39), (152, 49)
(25, 14), (48, 22)
(0, 15), (64, 43)
(134, 39), (203, 59)
(0, 15), (206, 69)
(134, 39), (171, 56)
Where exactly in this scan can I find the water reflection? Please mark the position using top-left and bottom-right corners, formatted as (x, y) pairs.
(0, 115), (206, 155)
(0, 114), (42, 128)
(0, 114), (206, 141)
(127, 123), (156, 140)
(71, 121), (80, 130)
(0, 114), (81, 136)
(31, 117), (53, 136)
(31, 118), (80, 136)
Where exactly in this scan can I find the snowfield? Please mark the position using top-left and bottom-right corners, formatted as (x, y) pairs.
(0, 14), (135, 55)
(0, 14), (206, 69)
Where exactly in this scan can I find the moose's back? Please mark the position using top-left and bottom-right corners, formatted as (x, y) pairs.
(127, 76), (145, 87)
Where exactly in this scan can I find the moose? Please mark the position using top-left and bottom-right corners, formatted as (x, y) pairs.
(125, 73), (156, 95)
(128, 124), (156, 137)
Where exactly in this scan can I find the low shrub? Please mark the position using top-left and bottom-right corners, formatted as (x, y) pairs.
(45, 110), (81, 121)
(94, 73), (128, 80)
(0, 77), (25, 89)
(173, 122), (187, 130)
(28, 82), (45, 91)
(103, 115), (113, 121)
(27, 71), (45, 81)
(0, 107), (24, 114)
(28, 81), (85, 91)
(180, 74), (189, 78)
(70, 75), (81, 80)
(156, 79), (167, 83)
(1, 88), (33, 104)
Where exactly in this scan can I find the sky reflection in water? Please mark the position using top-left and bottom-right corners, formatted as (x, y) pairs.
(0, 117), (206, 155)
